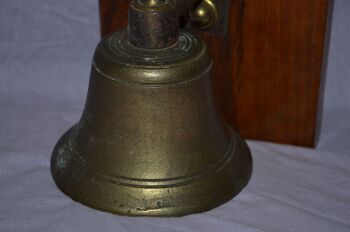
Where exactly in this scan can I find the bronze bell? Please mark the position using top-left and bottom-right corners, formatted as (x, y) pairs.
(51, 0), (252, 216)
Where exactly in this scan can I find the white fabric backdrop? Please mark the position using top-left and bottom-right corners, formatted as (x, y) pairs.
(0, 0), (349, 231)
(318, 0), (350, 154)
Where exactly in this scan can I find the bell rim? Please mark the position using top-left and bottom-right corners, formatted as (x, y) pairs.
(51, 125), (252, 217)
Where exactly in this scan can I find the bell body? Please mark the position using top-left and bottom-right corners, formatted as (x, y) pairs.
(51, 30), (252, 216)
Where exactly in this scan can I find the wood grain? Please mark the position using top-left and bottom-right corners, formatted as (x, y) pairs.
(99, 0), (332, 147)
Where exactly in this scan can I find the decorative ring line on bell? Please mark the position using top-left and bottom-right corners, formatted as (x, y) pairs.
(64, 125), (237, 188)
(92, 60), (213, 88)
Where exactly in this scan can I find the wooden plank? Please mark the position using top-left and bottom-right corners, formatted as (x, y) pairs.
(99, 0), (332, 147)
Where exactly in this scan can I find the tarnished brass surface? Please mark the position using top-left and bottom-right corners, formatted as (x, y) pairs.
(51, 30), (252, 216)
(51, 0), (251, 217)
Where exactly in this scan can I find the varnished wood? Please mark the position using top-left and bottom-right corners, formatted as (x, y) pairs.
(99, 0), (332, 147)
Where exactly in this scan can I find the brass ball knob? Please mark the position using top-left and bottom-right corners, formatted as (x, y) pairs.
(189, 0), (218, 30)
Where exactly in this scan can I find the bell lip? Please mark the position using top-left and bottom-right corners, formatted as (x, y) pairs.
(53, 178), (250, 217)
(51, 125), (252, 217)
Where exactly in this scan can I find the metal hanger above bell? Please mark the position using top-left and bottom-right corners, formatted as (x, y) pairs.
(51, 0), (252, 216)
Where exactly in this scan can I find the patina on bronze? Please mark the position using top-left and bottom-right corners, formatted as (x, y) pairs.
(51, 0), (252, 216)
